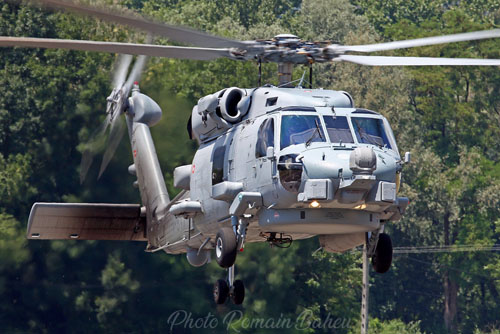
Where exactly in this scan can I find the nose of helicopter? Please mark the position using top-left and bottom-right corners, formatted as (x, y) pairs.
(292, 146), (399, 207)
(300, 151), (347, 178)
(298, 145), (397, 181)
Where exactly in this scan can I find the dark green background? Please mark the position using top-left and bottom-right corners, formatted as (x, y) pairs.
(1, 0), (499, 333)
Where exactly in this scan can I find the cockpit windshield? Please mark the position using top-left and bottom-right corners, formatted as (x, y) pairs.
(351, 117), (392, 149)
(280, 115), (326, 149)
(323, 116), (354, 143)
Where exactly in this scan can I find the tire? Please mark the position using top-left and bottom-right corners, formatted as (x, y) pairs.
(372, 233), (393, 274)
(213, 279), (229, 304)
(231, 280), (245, 305)
(215, 227), (238, 268)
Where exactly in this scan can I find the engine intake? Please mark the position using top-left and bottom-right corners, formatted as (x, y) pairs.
(220, 87), (249, 123)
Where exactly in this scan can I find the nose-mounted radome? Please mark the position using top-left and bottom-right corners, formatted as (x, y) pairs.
(349, 147), (376, 175)
(296, 147), (378, 204)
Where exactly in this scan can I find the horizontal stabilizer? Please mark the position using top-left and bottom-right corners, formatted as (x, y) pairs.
(27, 203), (146, 241)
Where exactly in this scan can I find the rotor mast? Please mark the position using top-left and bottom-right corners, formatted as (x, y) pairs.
(274, 34), (301, 87)
(278, 62), (293, 87)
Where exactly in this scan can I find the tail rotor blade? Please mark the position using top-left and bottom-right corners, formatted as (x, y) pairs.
(123, 55), (147, 96)
(79, 113), (111, 183)
(124, 35), (152, 92)
(80, 53), (134, 183)
(112, 54), (133, 88)
(83, 39), (151, 181)
(79, 149), (93, 184)
(98, 114), (126, 179)
(97, 52), (150, 178)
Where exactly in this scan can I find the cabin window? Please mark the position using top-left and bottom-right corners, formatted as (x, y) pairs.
(255, 118), (274, 158)
(280, 115), (326, 150)
(211, 140), (226, 185)
(351, 117), (392, 149)
(323, 116), (354, 143)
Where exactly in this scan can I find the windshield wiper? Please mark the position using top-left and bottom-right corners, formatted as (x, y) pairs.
(354, 119), (382, 147)
(305, 118), (324, 147)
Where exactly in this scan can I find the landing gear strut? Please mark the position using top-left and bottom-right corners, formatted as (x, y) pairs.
(371, 233), (392, 273)
(366, 229), (393, 274)
(213, 217), (248, 304)
(213, 279), (229, 304)
(213, 264), (245, 305)
(215, 227), (237, 268)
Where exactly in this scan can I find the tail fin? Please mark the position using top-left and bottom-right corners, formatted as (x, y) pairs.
(126, 85), (170, 231)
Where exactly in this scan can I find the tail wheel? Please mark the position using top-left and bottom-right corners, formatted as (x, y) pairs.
(215, 227), (238, 268)
(231, 279), (245, 305)
(371, 233), (393, 273)
(213, 279), (229, 304)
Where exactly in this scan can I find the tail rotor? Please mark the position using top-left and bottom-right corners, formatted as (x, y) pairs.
(80, 49), (149, 183)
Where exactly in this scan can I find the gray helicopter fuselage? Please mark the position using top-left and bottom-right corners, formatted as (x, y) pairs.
(160, 86), (409, 255)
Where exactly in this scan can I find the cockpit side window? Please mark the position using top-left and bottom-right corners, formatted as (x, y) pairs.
(280, 115), (326, 150)
(255, 118), (274, 158)
(351, 117), (392, 149)
(323, 116), (354, 143)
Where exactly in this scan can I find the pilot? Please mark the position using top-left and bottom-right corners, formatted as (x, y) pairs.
(281, 115), (306, 147)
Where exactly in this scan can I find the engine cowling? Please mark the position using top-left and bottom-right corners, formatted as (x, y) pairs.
(189, 87), (250, 143)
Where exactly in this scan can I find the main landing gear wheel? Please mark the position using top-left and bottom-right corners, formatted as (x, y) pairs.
(230, 279), (245, 305)
(371, 233), (393, 273)
(215, 227), (238, 268)
(213, 279), (229, 304)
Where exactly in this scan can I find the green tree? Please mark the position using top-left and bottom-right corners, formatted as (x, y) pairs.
(351, 2), (500, 333)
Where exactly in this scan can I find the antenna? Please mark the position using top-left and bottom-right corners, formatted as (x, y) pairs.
(297, 69), (307, 88)
(258, 57), (262, 86)
(309, 63), (313, 89)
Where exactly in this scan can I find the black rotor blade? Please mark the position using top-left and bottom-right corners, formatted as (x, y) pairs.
(337, 55), (500, 66)
(0, 37), (231, 60)
(24, 0), (245, 49)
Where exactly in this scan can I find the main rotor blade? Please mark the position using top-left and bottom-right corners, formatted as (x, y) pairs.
(0, 36), (231, 60)
(336, 29), (500, 53)
(337, 55), (500, 66)
(112, 54), (133, 88)
(26, 0), (245, 49)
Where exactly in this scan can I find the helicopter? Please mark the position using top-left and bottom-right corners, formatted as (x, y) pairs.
(5, 0), (500, 305)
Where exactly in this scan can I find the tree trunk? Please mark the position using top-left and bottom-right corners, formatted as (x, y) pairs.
(444, 271), (458, 333)
(443, 211), (458, 333)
